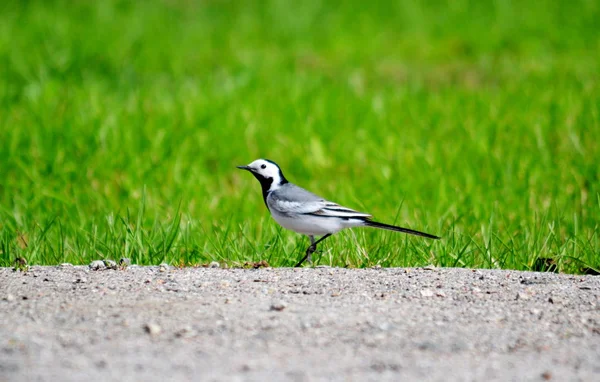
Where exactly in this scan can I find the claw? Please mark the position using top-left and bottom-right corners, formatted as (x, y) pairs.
(295, 245), (316, 267)
(295, 234), (332, 267)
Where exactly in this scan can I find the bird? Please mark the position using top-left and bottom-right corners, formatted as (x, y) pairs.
(237, 159), (440, 267)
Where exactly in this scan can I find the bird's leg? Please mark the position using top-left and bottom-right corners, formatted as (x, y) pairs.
(306, 235), (316, 264)
(295, 236), (315, 267)
(295, 234), (332, 267)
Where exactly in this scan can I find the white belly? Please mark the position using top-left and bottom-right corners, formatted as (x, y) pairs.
(270, 210), (362, 236)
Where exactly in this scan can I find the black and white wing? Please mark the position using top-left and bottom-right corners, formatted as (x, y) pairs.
(268, 183), (372, 219)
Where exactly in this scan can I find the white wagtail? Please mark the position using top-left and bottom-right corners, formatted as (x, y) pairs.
(237, 159), (440, 266)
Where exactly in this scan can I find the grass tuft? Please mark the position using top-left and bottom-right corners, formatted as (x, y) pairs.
(0, 0), (599, 273)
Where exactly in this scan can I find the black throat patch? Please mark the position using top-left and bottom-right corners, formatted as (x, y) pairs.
(250, 165), (288, 207)
(251, 173), (273, 205)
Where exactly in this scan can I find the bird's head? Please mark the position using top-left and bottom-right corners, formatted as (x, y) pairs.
(237, 159), (288, 192)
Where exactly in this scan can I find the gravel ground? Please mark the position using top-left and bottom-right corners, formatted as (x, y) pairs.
(1, 265), (599, 382)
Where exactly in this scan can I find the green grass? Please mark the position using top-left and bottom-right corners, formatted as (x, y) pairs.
(1, 0), (599, 273)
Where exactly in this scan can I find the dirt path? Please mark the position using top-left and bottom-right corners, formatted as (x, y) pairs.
(1, 266), (598, 381)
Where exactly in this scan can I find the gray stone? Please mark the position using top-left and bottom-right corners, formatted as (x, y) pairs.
(119, 258), (131, 267)
(270, 301), (287, 311)
(103, 260), (117, 270)
(144, 323), (161, 336)
(89, 260), (105, 271)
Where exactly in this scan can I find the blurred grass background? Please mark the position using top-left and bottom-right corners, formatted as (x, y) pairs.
(0, 0), (598, 272)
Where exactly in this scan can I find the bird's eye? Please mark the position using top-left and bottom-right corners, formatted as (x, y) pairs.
(261, 164), (266, 169)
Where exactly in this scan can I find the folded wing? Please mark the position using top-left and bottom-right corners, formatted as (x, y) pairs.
(269, 184), (371, 219)
(308, 202), (372, 219)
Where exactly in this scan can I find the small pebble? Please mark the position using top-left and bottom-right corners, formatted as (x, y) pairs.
(159, 263), (169, 272)
(209, 261), (220, 268)
(417, 341), (439, 351)
(4, 294), (15, 302)
(420, 289), (434, 297)
(174, 326), (195, 338)
(530, 308), (541, 316)
(104, 260), (117, 270)
(59, 263), (73, 268)
(516, 292), (531, 301)
(144, 323), (161, 336)
(119, 258), (131, 267)
(89, 260), (105, 271)
(270, 301), (287, 311)
(548, 296), (562, 304)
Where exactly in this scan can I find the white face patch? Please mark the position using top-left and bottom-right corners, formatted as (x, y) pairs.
(246, 159), (283, 187)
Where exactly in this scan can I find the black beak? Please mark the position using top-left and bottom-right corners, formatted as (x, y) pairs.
(237, 165), (251, 171)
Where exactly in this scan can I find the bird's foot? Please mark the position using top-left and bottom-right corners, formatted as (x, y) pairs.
(295, 245), (317, 267)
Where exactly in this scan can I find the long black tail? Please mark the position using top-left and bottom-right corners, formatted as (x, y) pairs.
(363, 220), (440, 240)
